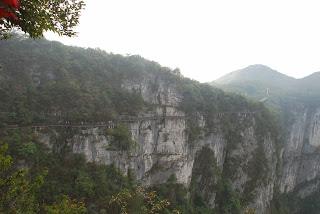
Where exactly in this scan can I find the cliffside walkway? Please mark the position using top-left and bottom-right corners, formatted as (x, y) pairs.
(1, 115), (186, 129)
(0, 111), (260, 130)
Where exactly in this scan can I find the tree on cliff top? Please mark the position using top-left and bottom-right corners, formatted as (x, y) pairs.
(0, 0), (85, 39)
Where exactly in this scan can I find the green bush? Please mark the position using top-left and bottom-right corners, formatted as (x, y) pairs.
(105, 124), (135, 151)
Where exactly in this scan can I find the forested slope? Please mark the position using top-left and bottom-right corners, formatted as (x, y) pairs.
(0, 35), (280, 213)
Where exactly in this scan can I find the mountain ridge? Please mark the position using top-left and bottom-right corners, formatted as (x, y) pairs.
(215, 64), (295, 84)
(211, 64), (320, 99)
(215, 64), (320, 82)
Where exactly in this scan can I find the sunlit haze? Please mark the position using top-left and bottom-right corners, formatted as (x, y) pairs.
(45, 0), (320, 82)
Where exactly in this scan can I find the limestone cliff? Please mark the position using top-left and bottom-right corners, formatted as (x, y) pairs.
(4, 38), (315, 213)
(212, 65), (320, 212)
(280, 106), (320, 195)
(36, 72), (278, 213)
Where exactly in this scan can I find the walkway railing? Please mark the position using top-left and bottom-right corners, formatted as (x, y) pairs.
(0, 111), (260, 130)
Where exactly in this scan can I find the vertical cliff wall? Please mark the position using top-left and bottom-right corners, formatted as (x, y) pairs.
(280, 106), (320, 196)
(35, 72), (278, 213)
(3, 38), (320, 213)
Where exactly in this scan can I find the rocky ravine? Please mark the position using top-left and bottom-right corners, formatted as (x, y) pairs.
(37, 73), (278, 213)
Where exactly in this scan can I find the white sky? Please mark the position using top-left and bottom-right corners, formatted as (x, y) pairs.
(45, 0), (320, 82)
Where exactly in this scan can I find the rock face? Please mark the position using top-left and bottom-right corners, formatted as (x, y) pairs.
(70, 74), (193, 186)
(37, 72), (278, 213)
(35, 70), (320, 213)
(280, 106), (320, 195)
(2, 37), (320, 213)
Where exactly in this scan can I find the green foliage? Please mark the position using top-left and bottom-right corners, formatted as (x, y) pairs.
(152, 175), (191, 213)
(0, 36), (287, 213)
(271, 182), (320, 214)
(185, 120), (202, 145)
(253, 103), (280, 141)
(45, 195), (87, 214)
(215, 180), (242, 214)
(109, 186), (181, 214)
(106, 124), (135, 151)
(75, 171), (95, 198)
(1, 0), (85, 39)
(189, 147), (243, 213)
(0, 143), (45, 213)
(0, 129), (135, 213)
(177, 79), (260, 146)
(244, 207), (256, 214)
(0, 36), (190, 212)
(242, 145), (269, 204)
(190, 147), (220, 212)
(0, 37), (148, 124)
(18, 141), (37, 156)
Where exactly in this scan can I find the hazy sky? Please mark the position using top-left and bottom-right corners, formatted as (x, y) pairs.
(46, 0), (320, 82)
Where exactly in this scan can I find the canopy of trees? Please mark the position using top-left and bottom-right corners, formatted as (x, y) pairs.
(0, 0), (85, 39)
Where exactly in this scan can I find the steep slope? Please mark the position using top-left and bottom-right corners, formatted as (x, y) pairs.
(0, 36), (279, 213)
(212, 65), (320, 213)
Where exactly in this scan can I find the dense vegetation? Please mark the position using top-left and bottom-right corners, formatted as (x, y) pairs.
(0, 36), (282, 213)
(105, 124), (136, 151)
(0, 35), (150, 126)
(0, 129), (181, 213)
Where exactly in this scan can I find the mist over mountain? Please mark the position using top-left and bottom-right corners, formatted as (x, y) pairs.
(216, 64), (295, 85)
(298, 72), (320, 96)
(212, 64), (320, 103)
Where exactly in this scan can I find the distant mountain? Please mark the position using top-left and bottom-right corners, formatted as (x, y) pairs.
(297, 72), (320, 97)
(216, 64), (295, 86)
(211, 64), (320, 103)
